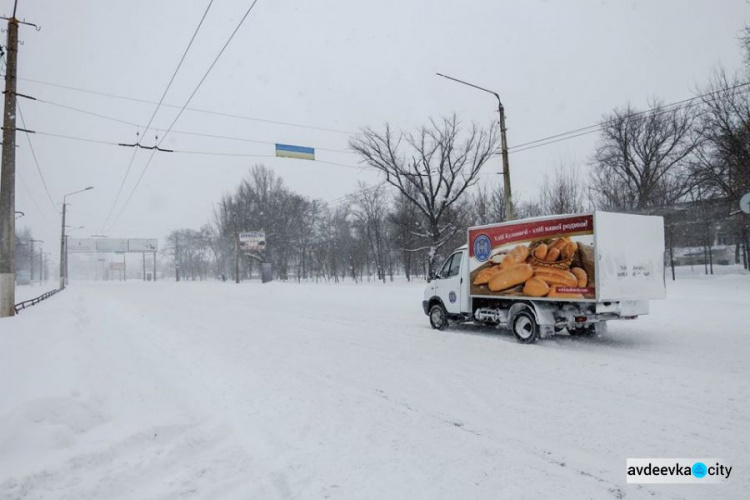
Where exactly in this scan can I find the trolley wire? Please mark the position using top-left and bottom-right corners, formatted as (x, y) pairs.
(101, 0), (216, 230)
(108, 0), (263, 231)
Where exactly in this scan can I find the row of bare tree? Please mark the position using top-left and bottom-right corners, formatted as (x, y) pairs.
(165, 28), (750, 281)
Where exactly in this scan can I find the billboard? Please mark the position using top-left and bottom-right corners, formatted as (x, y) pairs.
(66, 238), (155, 253)
(67, 238), (97, 253)
(239, 231), (266, 252)
(128, 239), (158, 252)
(468, 215), (595, 301)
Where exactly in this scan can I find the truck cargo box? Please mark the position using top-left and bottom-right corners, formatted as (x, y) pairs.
(467, 212), (665, 302)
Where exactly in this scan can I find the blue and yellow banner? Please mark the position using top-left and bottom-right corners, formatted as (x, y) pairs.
(275, 143), (315, 160)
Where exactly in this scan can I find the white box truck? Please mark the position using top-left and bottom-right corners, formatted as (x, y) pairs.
(422, 212), (666, 343)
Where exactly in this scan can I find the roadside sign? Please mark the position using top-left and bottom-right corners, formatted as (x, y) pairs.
(740, 193), (750, 214)
(239, 231), (266, 252)
(275, 143), (315, 160)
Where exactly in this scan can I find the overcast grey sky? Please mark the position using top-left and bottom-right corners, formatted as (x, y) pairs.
(4, 0), (747, 260)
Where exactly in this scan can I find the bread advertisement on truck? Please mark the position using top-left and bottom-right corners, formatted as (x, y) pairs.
(469, 215), (595, 300)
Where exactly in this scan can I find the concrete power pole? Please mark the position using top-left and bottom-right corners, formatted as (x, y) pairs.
(0, 3), (38, 316)
(0, 15), (19, 316)
(58, 203), (66, 289)
(497, 103), (514, 221)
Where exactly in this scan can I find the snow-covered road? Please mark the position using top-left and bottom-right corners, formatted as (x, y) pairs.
(1, 275), (748, 499)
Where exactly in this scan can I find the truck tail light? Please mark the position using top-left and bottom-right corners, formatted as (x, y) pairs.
(575, 316), (587, 323)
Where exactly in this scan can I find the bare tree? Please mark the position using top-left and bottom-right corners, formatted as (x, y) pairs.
(691, 68), (750, 266)
(740, 24), (750, 70)
(691, 69), (750, 204)
(591, 101), (698, 210)
(471, 183), (508, 225)
(350, 114), (498, 275)
(352, 183), (389, 282)
(538, 163), (587, 215)
(388, 186), (423, 281)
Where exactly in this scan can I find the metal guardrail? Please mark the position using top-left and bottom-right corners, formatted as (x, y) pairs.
(14, 287), (62, 314)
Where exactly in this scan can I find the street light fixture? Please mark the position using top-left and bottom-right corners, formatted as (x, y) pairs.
(60, 187), (93, 289)
(436, 73), (514, 220)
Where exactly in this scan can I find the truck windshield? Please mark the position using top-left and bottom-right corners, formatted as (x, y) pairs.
(438, 255), (454, 278)
(440, 252), (462, 279)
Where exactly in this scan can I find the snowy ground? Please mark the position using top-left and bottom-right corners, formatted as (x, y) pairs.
(0, 273), (748, 499)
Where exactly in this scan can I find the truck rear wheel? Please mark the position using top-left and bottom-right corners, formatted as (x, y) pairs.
(511, 311), (538, 344)
(429, 303), (448, 330)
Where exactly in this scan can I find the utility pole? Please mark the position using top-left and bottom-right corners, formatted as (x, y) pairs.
(0, 14), (19, 315)
(497, 102), (513, 220)
(436, 72), (514, 220)
(59, 204), (66, 289)
(65, 235), (70, 284)
(0, 3), (38, 316)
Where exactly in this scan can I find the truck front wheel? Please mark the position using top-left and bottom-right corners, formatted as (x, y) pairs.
(511, 311), (539, 344)
(429, 303), (449, 330)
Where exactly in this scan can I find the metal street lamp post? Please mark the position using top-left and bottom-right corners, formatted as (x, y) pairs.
(59, 187), (93, 289)
(436, 72), (514, 220)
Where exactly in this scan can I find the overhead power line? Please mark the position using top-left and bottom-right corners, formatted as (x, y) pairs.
(507, 80), (750, 154)
(101, 0), (215, 230)
(16, 97), (59, 214)
(18, 173), (52, 228)
(10, 74), (355, 136)
(26, 94), (356, 154)
(28, 127), (364, 170)
(108, 0), (263, 231)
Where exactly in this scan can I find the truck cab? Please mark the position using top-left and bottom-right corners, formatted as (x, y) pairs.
(422, 246), (470, 325)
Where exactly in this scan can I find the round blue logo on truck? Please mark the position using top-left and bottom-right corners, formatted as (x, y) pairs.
(449, 291), (457, 303)
(474, 234), (491, 262)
